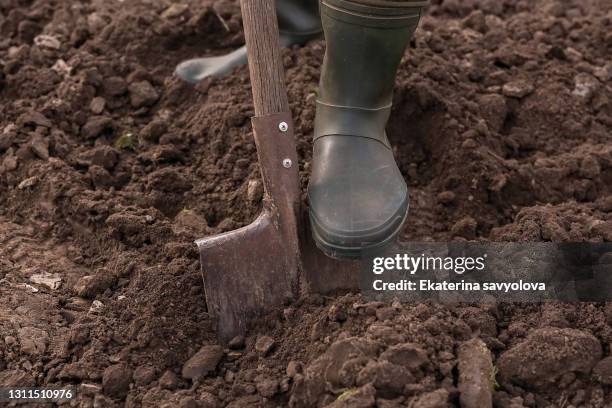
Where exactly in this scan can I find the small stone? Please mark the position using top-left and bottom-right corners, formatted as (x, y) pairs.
(247, 179), (263, 203)
(17, 327), (48, 355)
(104, 76), (128, 97)
(255, 335), (275, 356)
(451, 216), (478, 239)
(82, 116), (113, 139)
(573, 73), (600, 100)
(457, 338), (493, 408)
(133, 365), (156, 386)
(159, 370), (179, 390)
(34, 34), (61, 50)
(437, 191), (456, 205)
(181, 345), (224, 380)
(128, 81), (159, 108)
(90, 97), (106, 114)
(17, 176), (37, 190)
(29, 271), (61, 290)
(162, 3), (189, 19)
(228, 335), (245, 350)
(102, 364), (132, 399)
(79, 383), (102, 397)
(89, 300), (104, 312)
(51, 59), (71, 76)
(502, 81), (534, 99)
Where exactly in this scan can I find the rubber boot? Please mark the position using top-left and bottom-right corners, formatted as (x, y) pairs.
(308, 0), (426, 259)
(175, 0), (321, 83)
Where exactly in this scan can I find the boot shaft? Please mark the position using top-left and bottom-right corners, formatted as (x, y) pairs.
(318, 0), (425, 108)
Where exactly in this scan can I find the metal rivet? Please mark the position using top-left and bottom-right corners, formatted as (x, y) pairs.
(282, 158), (292, 168)
(278, 121), (289, 132)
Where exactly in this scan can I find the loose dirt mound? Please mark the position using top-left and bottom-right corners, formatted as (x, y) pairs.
(1, 0), (611, 406)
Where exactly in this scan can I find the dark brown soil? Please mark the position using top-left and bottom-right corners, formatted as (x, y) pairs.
(1, 0), (611, 407)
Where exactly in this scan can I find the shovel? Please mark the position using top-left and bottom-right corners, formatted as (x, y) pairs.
(196, 0), (360, 342)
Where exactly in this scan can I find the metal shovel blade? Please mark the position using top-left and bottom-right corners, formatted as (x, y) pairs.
(196, 208), (296, 342)
(196, 113), (300, 342)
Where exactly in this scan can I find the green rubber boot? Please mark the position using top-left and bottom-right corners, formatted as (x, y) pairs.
(308, 0), (426, 259)
(175, 0), (321, 83)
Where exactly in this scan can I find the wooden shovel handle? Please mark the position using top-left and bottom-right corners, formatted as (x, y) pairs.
(240, 0), (290, 116)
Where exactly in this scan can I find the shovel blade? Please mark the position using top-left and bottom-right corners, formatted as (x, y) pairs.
(196, 210), (298, 342)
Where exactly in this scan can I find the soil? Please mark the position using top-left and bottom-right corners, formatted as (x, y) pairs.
(1, 0), (611, 407)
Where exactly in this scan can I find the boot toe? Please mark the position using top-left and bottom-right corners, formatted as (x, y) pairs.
(308, 136), (408, 258)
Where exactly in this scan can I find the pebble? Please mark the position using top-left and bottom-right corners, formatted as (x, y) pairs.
(101, 364), (132, 399)
(502, 80), (534, 98)
(181, 345), (224, 380)
(17, 176), (37, 190)
(162, 3), (189, 19)
(437, 191), (456, 205)
(255, 335), (275, 356)
(573, 73), (600, 100)
(33, 34), (60, 50)
(29, 271), (61, 290)
(246, 179), (263, 203)
(90, 97), (106, 114)
(128, 80), (159, 109)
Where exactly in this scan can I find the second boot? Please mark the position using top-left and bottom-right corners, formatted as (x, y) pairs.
(175, 0), (321, 83)
(308, 0), (426, 258)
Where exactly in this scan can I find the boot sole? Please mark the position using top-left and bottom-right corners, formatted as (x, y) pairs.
(309, 203), (409, 260)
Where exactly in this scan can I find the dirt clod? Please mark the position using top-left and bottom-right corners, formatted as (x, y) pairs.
(457, 338), (493, 408)
(181, 345), (224, 380)
(102, 364), (132, 399)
